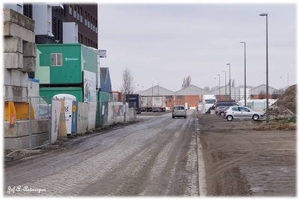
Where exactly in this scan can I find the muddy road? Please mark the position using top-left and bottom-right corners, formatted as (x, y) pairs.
(197, 113), (296, 197)
(4, 110), (296, 197)
(4, 110), (199, 196)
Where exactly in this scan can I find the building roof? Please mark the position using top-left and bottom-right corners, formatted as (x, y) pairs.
(175, 85), (210, 95)
(250, 84), (278, 94)
(139, 85), (174, 96)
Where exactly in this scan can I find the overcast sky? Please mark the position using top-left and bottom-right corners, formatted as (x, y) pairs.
(98, 2), (297, 92)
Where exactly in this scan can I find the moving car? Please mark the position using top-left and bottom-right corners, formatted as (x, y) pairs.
(172, 105), (187, 119)
(223, 106), (264, 121)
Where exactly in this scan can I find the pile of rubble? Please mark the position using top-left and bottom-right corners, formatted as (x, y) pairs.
(268, 84), (297, 120)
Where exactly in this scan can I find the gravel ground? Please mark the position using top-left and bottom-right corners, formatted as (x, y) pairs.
(197, 113), (296, 197)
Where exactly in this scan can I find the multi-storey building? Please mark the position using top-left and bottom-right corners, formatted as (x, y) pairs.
(4, 3), (98, 47)
(4, 3), (98, 78)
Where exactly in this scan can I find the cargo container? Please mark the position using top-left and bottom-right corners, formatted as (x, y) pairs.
(36, 43), (98, 103)
(140, 96), (152, 112)
(152, 96), (166, 112)
(36, 43), (98, 86)
(40, 87), (83, 104)
(110, 91), (122, 102)
(126, 94), (141, 114)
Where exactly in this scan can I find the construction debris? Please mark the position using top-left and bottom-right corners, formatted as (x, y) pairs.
(269, 84), (297, 120)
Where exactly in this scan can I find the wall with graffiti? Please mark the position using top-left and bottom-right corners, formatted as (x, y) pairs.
(103, 102), (136, 126)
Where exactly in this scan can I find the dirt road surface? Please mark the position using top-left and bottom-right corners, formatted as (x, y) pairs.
(4, 110), (296, 197)
(4, 110), (199, 197)
(197, 113), (296, 197)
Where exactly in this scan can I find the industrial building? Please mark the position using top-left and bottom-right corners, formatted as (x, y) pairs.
(138, 84), (284, 110)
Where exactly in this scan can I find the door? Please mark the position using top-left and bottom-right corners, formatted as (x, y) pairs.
(239, 106), (251, 118)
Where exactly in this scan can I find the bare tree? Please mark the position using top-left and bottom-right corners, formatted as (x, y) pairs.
(231, 79), (235, 87)
(182, 75), (191, 89)
(121, 67), (135, 99)
(203, 86), (210, 92)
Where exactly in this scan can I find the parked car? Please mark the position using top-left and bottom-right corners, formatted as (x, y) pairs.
(214, 101), (238, 114)
(215, 106), (229, 116)
(172, 105), (187, 119)
(223, 106), (264, 121)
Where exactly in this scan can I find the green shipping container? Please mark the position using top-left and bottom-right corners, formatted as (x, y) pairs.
(36, 43), (98, 86)
(40, 87), (83, 104)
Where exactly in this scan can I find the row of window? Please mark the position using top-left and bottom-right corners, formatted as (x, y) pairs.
(69, 4), (98, 34)
(78, 33), (97, 48)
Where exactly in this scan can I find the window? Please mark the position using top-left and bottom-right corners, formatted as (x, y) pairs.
(205, 99), (216, 104)
(232, 107), (239, 112)
(239, 107), (249, 112)
(77, 6), (80, 20)
(50, 53), (62, 66)
(69, 5), (72, 15)
(80, 7), (83, 22)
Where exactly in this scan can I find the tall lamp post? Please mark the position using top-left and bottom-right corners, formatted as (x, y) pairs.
(158, 82), (160, 96)
(223, 70), (227, 95)
(260, 13), (269, 123)
(152, 79), (154, 108)
(240, 41), (247, 107)
(217, 74), (220, 96)
(227, 63), (231, 100)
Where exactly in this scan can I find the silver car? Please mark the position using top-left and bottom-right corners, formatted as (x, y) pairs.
(224, 106), (264, 121)
(172, 105), (187, 119)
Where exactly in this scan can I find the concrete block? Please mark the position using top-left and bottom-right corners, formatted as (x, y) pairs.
(4, 85), (28, 101)
(3, 8), (35, 31)
(4, 119), (49, 138)
(4, 132), (49, 150)
(3, 36), (23, 53)
(4, 69), (11, 85)
(3, 22), (35, 43)
(23, 57), (36, 72)
(10, 70), (28, 87)
(4, 52), (23, 69)
(23, 42), (36, 57)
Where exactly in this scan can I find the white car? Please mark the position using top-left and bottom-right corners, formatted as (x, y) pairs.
(224, 106), (264, 121)
(172, 105), (187, 119)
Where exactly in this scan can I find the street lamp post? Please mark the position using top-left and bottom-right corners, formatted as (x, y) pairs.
(240, 41), (247, 107)
(217, 74), (220, 96)
(223, 70), (227, 95)
(152, 79), (154, 108)
(158, 82), (160, 96)
(227, 63), (231, 100)
(260, 13), (269, 123)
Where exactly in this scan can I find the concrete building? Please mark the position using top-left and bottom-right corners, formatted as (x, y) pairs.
(4, 3), (98, 78)
(4, 3), (98, 48)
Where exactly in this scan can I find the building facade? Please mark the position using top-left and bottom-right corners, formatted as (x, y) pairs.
(5, 3), (98, 48)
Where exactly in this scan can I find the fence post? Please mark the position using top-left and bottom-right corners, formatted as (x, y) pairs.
(29, 97), (32, 150)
